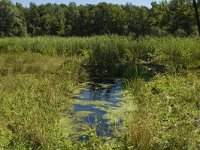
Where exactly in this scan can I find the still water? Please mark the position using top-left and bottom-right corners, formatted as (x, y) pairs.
(74, 78), (123, 137)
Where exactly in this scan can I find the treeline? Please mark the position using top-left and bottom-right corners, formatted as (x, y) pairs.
(0, 0), (199, 37)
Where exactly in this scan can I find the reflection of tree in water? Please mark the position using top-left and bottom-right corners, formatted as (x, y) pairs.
(88, 81), (117, 101)
(105, 88), (112, 100)
(89, 84), (102, 100)
(76, 79), (122, 101)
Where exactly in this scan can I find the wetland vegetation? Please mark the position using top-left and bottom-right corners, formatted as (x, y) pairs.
(1, 0), (200, 149)
(0, 36), (200, 149)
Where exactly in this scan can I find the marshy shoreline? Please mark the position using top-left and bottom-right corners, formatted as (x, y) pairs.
(0, 36), (200, 149)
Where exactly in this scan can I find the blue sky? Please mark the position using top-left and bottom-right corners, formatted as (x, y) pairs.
(11, 0), (162, 7)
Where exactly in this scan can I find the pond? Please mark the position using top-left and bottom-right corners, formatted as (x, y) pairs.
(73, 78), (124, 138)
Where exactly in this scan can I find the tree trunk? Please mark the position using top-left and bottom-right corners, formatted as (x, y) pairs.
(193, 0), (200, 36)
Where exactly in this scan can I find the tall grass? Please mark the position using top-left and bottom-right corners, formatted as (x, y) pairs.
(0, 36), (199, 77)
(0, 36), (200, 149)
(123, 73), (200, 149)
(0, 53), (88, 149)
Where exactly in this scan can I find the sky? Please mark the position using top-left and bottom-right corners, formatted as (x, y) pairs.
(11, 0), (163, 8)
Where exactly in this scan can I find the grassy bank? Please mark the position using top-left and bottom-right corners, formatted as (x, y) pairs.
(123, 72), (200, 149)
(0, 53), (88, 149)
(0, 36), (200, 149)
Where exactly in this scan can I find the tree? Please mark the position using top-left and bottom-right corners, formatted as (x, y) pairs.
(39, 3), (60, 35)
(149, 0), (196, 36)
(192, 0), (200, 36)
(27, 3), (42, 35)
(0, 0), (198, 37)
(91, 3), (128, 35)
(54, 4), (67, 36)
(0, 0), (27, 36)
(74, 5), (91, 35)
(168, 0), (195, 35)
(149, 1), (170, 35)
(124, 4), (150, 36)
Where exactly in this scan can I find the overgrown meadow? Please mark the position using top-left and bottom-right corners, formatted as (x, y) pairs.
(0, 36), (200, 149)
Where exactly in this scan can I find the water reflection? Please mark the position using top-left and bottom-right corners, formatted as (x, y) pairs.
(74, 78), (123, 137)
(76, 79), (122, 102)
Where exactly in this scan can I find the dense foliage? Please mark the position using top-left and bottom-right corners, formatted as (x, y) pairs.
(0, 36), (199, 75)
(0, 0), (200, 37)
(0, 36), (200, 149)
(124, 73), (200, 149)
(0, 0), (200, 147)
(0, 53), (88, 149)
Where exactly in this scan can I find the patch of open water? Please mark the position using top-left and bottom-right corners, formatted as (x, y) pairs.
(74, 78), (123, 137)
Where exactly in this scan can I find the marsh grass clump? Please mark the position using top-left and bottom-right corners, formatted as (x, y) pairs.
(151, 37), (200, 71)
(124, 73), (200, 149)
(0, 53), (88, 149)
(0, 76), (66, 149)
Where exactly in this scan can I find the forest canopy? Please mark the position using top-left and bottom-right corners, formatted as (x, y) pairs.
(0, 0), (199, 37)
